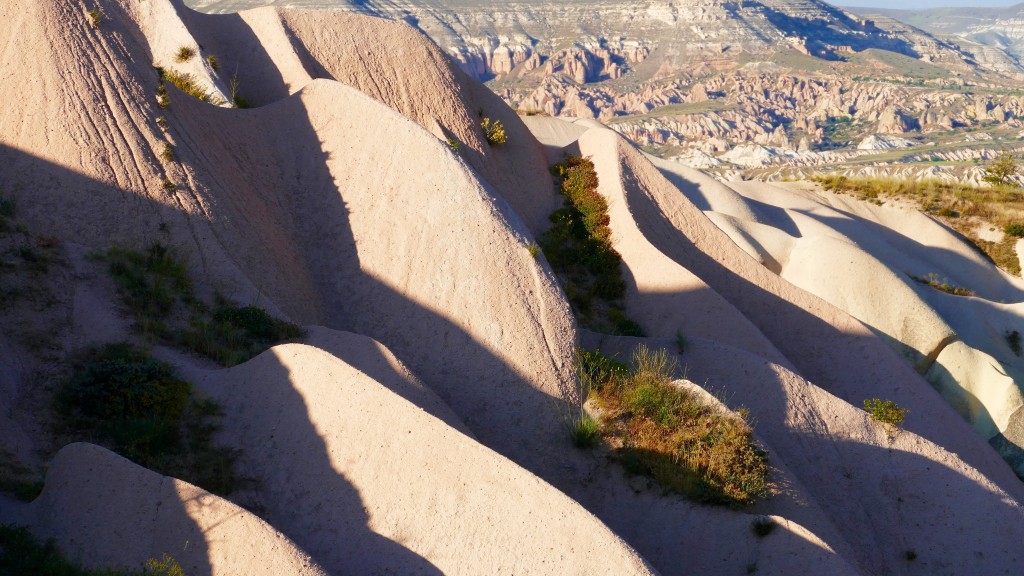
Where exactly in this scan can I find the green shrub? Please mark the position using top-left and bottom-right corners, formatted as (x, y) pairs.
(541, 155), (642, 335)
(174, 46), (196, 64)
(159, 142), (174, 163)
(161, 178), (175, 191)
(984, 152), (1019, 187)
(863, 398), (908, 428)
(1006, 330), (1022, 356)
(1, 524), (142, 575)
(480, 117), (507, 145)
(57, 343), (239, 495)
(527, 243), (540, 258)
(102, 245), (303, 366)
(178, 300), (304, 366)
(58, 343), (192, 459)
(206, 54), (219, 71)
(446, 137), (460, 152)
(582, 346), (770, 506)
(1005, 223), (1024, 237)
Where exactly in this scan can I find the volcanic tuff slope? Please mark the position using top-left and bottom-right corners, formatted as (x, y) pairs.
(2, 1), (1024, 576)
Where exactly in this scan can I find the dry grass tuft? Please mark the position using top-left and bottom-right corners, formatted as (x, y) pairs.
(161, 69), (225, 106)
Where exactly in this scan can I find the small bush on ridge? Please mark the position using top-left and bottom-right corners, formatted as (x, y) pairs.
(864, 398), (908, 428)
(174, 46), (196, 64)
(481, 117), (507, 145)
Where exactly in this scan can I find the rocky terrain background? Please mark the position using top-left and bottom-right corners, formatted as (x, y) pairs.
(189, 0), (1024, 182)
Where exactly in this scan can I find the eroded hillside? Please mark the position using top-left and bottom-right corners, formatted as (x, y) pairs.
(1, 2), (1023, 576)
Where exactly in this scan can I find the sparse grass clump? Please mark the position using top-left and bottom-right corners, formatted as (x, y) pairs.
(0, 189), (15, 231)
(570, 414), (600, 448)
(57, 343), (238, 495)
(161, 69), (225, 105)
(0, 524), (183, 575)
(106, 243), (190, 336)
(527, 242), (540, 258)
(909, 272), (975, 296)
(541, 155), (642, 335)
(179, 298), (304, 366)
(580, 346), (770, 506)
(159, 142), (174, 163)
(206, 54), (219, 71)
(101, 244), (303, 365)
(0, 450), (42, 502)
(86, 7), (103, 29)
(446, 137), (460, 153)
(174, 46), (196, 64)
(156, 83), (170, 109)
(481, 117), (507, 145)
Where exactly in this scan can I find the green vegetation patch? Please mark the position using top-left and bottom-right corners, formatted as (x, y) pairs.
(863, 398), (908, 428)
(102, 243), (303, 366)
(180, 298), (304, 367)
(0, 524), (185, 576)
(57, 343), (239, 495)
(578, 346), (770, 506)
(0, 449), (43, 502)
(541, 155), (642, 336)
(909, 273), (975, 297)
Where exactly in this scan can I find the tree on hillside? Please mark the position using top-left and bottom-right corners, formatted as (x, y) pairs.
(984, 152), (1020, 187)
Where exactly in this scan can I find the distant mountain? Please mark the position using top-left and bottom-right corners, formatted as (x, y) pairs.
(847, 3), (1024, 70)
